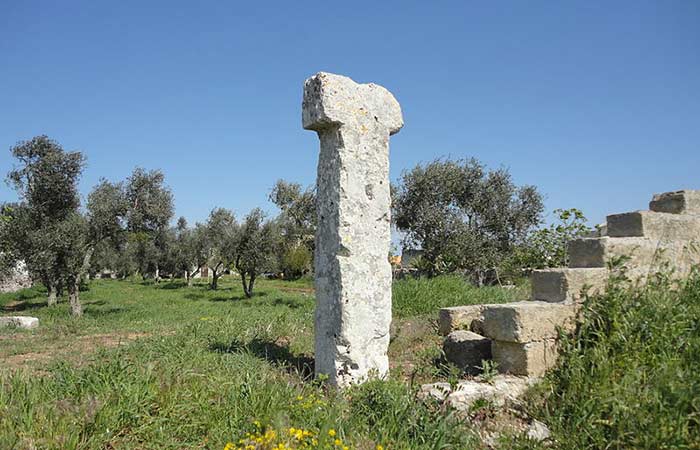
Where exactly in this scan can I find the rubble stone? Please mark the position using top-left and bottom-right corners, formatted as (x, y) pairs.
(0, 316), (39, 330)
(649, 190), (700, 215)
(443, 330), (492, 371)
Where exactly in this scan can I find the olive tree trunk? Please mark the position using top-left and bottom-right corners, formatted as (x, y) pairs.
(241, 271), (256, 298)
(68, 283), (82, 317)
(210, 262), (223, 290)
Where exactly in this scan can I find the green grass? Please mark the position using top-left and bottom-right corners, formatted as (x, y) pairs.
(392, 275), (528, 317)
(6, 272), (696, 449)
(518, 271), (700, 450)
(0, 275), (523, 449)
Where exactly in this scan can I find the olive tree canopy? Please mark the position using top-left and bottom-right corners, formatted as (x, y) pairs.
(392, 158), (544, 283)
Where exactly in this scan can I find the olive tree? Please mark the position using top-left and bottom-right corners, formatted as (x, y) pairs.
(4, 136), (85, 306)
(204, 208), (237, 290)
(125, 168), (174, 281)
(269, 179), (315, 279)
(235, 208), (278, 298)
(171, 217), (208, 286)
(393, 158), (544, 284)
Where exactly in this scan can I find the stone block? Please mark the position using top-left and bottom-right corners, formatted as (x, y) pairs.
(492, 339), (558, 376)
(0, 316), (39, 330)
(568, 236), (700, 276)
(650, 190), (700, 215)
(438, 304), (486, 336)
(443, 330), (492, 371)
(531, 268), (608, 303)
(480, 301), (576, 343)
(606, 211), (700, 241)
(420, 375), (536, 410)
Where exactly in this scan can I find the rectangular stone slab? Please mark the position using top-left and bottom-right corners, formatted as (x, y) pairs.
(649, 190), (700, 215)
(531, 267), (608, 303)
(0, 316), (39, 330)
(492, 339), (558, 377)
(568, 236), (700, 274)
(438, 304), (486, 336)
(480, 301), (576, 343)
(606, 211), (700, 241)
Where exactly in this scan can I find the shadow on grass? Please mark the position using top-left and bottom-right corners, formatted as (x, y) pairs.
(86, 307), (128, 317)
(272, 297), (308, 309)
(2, 300), (46, 312)
(159, 281), (187, 289)
(210, 338), (314, 380)
(183, 288), (267, 302)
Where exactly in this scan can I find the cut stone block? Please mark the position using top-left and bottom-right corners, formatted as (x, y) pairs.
(569, 236), (657, 268)
(438, 304), (486, 336)
(606, 211), (700, 241)
(492, 339), (558, 376)
(531, 268), (608, 303)
(443, 330), (492, 371)
(650, 190), (700, 215)
(480, 301), (576, 343)
(0, 316), (39, 330)
(568, 236), (700, 275)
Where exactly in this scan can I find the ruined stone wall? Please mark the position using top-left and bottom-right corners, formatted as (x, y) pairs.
(440, 189), (700, 376)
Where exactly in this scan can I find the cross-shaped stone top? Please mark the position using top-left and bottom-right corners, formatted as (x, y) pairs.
(302, 72), (403, 135)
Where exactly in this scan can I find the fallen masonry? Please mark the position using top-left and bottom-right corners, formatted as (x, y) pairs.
(428, 189), (700, 404)
(0, 316), (39, 330)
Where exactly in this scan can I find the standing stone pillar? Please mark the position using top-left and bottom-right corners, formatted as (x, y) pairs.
(302, 72), (403, 386)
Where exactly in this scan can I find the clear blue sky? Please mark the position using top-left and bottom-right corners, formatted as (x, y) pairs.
(1, 1), (698, 228)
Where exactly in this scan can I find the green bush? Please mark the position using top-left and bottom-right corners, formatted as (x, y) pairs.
(281, 245), (312, 280)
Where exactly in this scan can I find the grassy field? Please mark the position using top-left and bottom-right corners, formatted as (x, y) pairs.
(4, 273), (698, 450)
(0, 275), (525, 450)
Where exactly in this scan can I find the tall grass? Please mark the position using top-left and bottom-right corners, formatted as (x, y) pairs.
(524, 270), (700, 449)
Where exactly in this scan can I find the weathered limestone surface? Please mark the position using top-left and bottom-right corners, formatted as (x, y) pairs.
(480, 301), (575, 343)
(650, 190), (700, 215)
(420, 375), (536, 410)
(303, 72), (403, 386)
(531, 268), (608, 303)
(438, 304), (486, 336)
(491, 339), (558, 377)
(443, 330), (491, 371)
(0, 316), (39, 330)
(606, 211), (700, 241)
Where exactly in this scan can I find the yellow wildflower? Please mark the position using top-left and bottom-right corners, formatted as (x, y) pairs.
(335, 438), (342, 446)
(376, 446), (384, 450)
(328, 429), (337, 437)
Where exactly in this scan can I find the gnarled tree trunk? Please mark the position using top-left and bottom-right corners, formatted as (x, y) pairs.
(68, 283), (82, 317)
(210, 262), (223, 290)
(241, 270), (256, 298)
